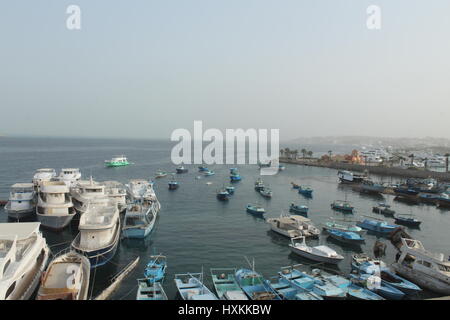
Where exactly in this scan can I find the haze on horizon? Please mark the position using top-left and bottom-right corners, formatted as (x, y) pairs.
(1, 1), (450, 141)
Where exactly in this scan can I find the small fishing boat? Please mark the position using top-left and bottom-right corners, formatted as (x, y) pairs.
(104, 155), (130, 167)
(259, 187), (273, 198)
(122, 198), (158, 239)
(230, 173), (242, 182)
(298, 186), (313, 197)
(198, 166), (209, 172)
(155, 170), (167, 178)
(225, 186), (235, 194)
(267, 275), (323, 300)
(372, 203), (395, 216)
(322, 221), (365, 235)
(267, 214), (320, 238)
(229, 168), (238, 174)
(356, 219), (400, 234)
(278, 265), (346, 300)
(235, 268), (281, 300)
(136, 279), (168, 300)
(360, 180), (385, 194)
(217, 189), (230, 201)
(349, 273), (405, 300)
(4, 183), (36, 220)
(394, 215), (421, 227)
(210, 268), (249, 300)
(246, 204), (265, 216)
(331, 200), (354, 213)
(37, 250), (90, 300)
(144, 255), (166, 282)
(326, 229), (365, 245)
(394, 186), (419, 196)
(204, 170), (215, 176)
(289, 203), (308, 215)
(289, 237), (344, 264)
(254, 179), (265, 191)
(176, 166), (188, 174)
(291, 182), (300, 189)
(168, 176), (179, 190)
(278, 165), (286, 171)
(174, 273), (218, 300)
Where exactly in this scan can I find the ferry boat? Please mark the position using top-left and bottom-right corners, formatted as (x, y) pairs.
(392, 238), (450, 295)
(70, 178), (110, 214)
(71, 202), (121, 268)
(267, 214), (319, 238)
(32, 168), (57, 188)
(126, 179), (156, 201)
(36, 181), (76, 230)
(289, 236), (344, 264)
(4, 183), (36, 219)
(104, 181), (127, 212)
(174, 272), (218, 300)
(337, 170), (367, 184)
(0, 222), (50, 300)
(36, 250), (90, 300)
(104, 155), (130, 167)
(122, 198), (158, 239)
(56, 168), (81, 187)
(210, 268), (249, 300)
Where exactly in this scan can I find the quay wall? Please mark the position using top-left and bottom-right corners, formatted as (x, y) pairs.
(279, 158), (450, 182)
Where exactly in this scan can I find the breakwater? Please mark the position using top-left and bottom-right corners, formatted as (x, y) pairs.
(280, 157), (450, 182)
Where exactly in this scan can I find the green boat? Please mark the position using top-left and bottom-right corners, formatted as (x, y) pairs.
(210, 268), (249, 300)
(104, 155), (130, 167)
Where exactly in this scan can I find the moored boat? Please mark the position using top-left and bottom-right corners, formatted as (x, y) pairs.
(331, 200), (354, 213)
(235, 268), (281, 300)
(32, 168), (57, 188)
(298, 186), (313, 197)
(204, 170), (215, 176)
(136, 279), (168, 300)
(259, 187), (273, 198)
(291, 182), (300, 189)
(155, 170), (168, 178)
(210, 268), (249, 300)
(326, 229), (365, 245)
(372, 203), (395, 216)
(246, 204), (265, 216)
(356, 219), (400, 234)
(225, 186), (235, 194)
(338, 170), (367, 184)
(104, 180), (127, 212)
(70, 178), (110, 214)
(56, 168), (81, 187)
(217, 189), (230, 201)
(230, 173), (242, 182)
(349, 273), (405, 300)
(176, 166), (188, 174)
(289, 236), (344, 264)
(322, 221), (365, 235)
(122, 198), (158, 239)
(4, 183), (36, 220)
(174, 273), (218, 300)
(144, 255), (166, 282)
(255, 179), (265, 191)
(289, 203), (308, 215)
(394, 215), (422, 227)
(267, 275), (323, 300)
(168, 176), (179, 190)
(267, 213), (319, 238)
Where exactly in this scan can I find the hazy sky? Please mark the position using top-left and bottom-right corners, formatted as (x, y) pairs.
(1, 1), (450, 140)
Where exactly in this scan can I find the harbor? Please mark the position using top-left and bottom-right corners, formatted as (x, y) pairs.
(1, 137), (450, 300)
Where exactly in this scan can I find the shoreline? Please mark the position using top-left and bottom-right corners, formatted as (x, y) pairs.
(279, 157), (450, 182)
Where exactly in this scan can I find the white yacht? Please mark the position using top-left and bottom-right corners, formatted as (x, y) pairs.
(0, 222), (50, 300)
(71, 202), (120, 269)
(4, 183), (36, 220)
(392, 238), (450, 295)
(126, 179), (156, 201)
(56, 168), (81, 187)
(32, 168), (57, 188)
(70, 177), (110, 214)
(104, 181), (127, 212)
(36, 181), (76, 230)
(267, 213), (320, 238)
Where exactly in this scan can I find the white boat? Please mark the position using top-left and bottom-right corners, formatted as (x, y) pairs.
(122, 198), (158, 239)
(36, 250), (90, 300)
(289, 236), (344, 264)
(36, 181), (77, 230)
(71, 202), (121, 268)
(4, 183), (36, 219)
(70, 178), (110, 214)
(267, 213), (320, 238)
(126, 179), (156, 201)
(56, 168), (81, 187)
(32, 168), (57, 187)
(103, 181), (127, 212)
(392, 238), (450, 295)
(0, 222), (50, 300)
(337, 170), (367, 184)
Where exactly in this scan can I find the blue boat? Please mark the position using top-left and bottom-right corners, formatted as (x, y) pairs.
(235, 268), (281, 300)
(136, 279), (168, 300)
(267, 276), (323, 300)
(122, 199), (158, 239)
(350, 273), (405, 300)
(298, 186), (313, 197)
(278, 266), (346, 300)
(331, 200), (354, 213)
(230, 173), (242, 182)
(356, 219), (400, 234)
(246, 204), (265, 216)
(289, 203), (309, 215)
(225, 186), (235, 194)
(230, 168), (238, 174)
(204, 170), (215, 176)
(326, 229), (365, 245)
(143, 255), (167, 282)
(217, 189), (230, 201)
(198, 166), (209, 172)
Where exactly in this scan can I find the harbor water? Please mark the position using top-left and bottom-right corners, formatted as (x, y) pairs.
(0, 137), (448, 299)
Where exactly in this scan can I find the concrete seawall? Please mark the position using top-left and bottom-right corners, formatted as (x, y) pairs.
(280, 158), (450, 182)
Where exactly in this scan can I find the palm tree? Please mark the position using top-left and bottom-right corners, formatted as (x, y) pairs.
(409, 154), (415, 166)
(292, 150), (299, 160)
(280, 149), (284, 158)
(284, 147), (291, 159)
(307, 150), (313, 158)
(445, 153), (450, 173)
(301, 148), (307, 158)
(424, 158), (428, 170)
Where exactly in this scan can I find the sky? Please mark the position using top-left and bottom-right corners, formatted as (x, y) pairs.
(1, 1), (450, 141)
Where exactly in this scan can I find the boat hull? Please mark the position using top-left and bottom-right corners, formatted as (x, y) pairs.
(5, 206), (35, 220)
(36, 212), (76, 231)
(392, 263), (450, 295)
(289, 247), (343, 265)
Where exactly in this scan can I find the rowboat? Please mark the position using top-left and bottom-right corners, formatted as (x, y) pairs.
(136, 279), (168, 300)
(143, 255), (166, 283)
(322, 221), (365, 235)
(235, 268), (281, 300)
(174, 273), (218, 300)
(246, 204), (265, 216)
(289, 236), (344, 264)
(349, 273), (405, 300)
(356, 219), (400, 234)
(393, 215), (421, 228)
(267, 276), (323, 300)
(210, 268), (248, 300)
(331, 200), (354, 213)
(289, 203), (308, 215)
(326, 229), (365, 245)
(298, 186), (313, 197)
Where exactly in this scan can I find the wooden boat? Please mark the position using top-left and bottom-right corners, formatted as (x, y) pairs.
(394, 215), (421, 227)
(235, 268), (281, 300)
(122, 199), (158, 239)
(176, 166), (188, 174)
(331, 200), (354, 213)
(255, 179), (265, 191)
(267, 276), (323, 300)
(278, 265), (346, 300)
(372, 203), (395, 216)
(322, 221), (364, 235)
(246, 204), (265, 216)
(259, 187), (272, 198)
(174, 273), (218, 300)
(298, 186), (313, 197)
(349, 273), (405, 300)
(289, 237), (344, 264)
(326, 229), (365, 245)
(394, 186), (419, 196)
(210, 268), (248, 300)
(136, 279), (168, 300)
(267, 214), (319, 238)
(37, 250), (90, 300)
(143, 255), (166, 282)
(289, 203), (308, 215)
(217, 189), (230, 201)
(356, 219), (400, 234)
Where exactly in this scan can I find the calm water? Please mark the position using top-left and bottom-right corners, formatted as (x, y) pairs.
(0, 137), (448, 300)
